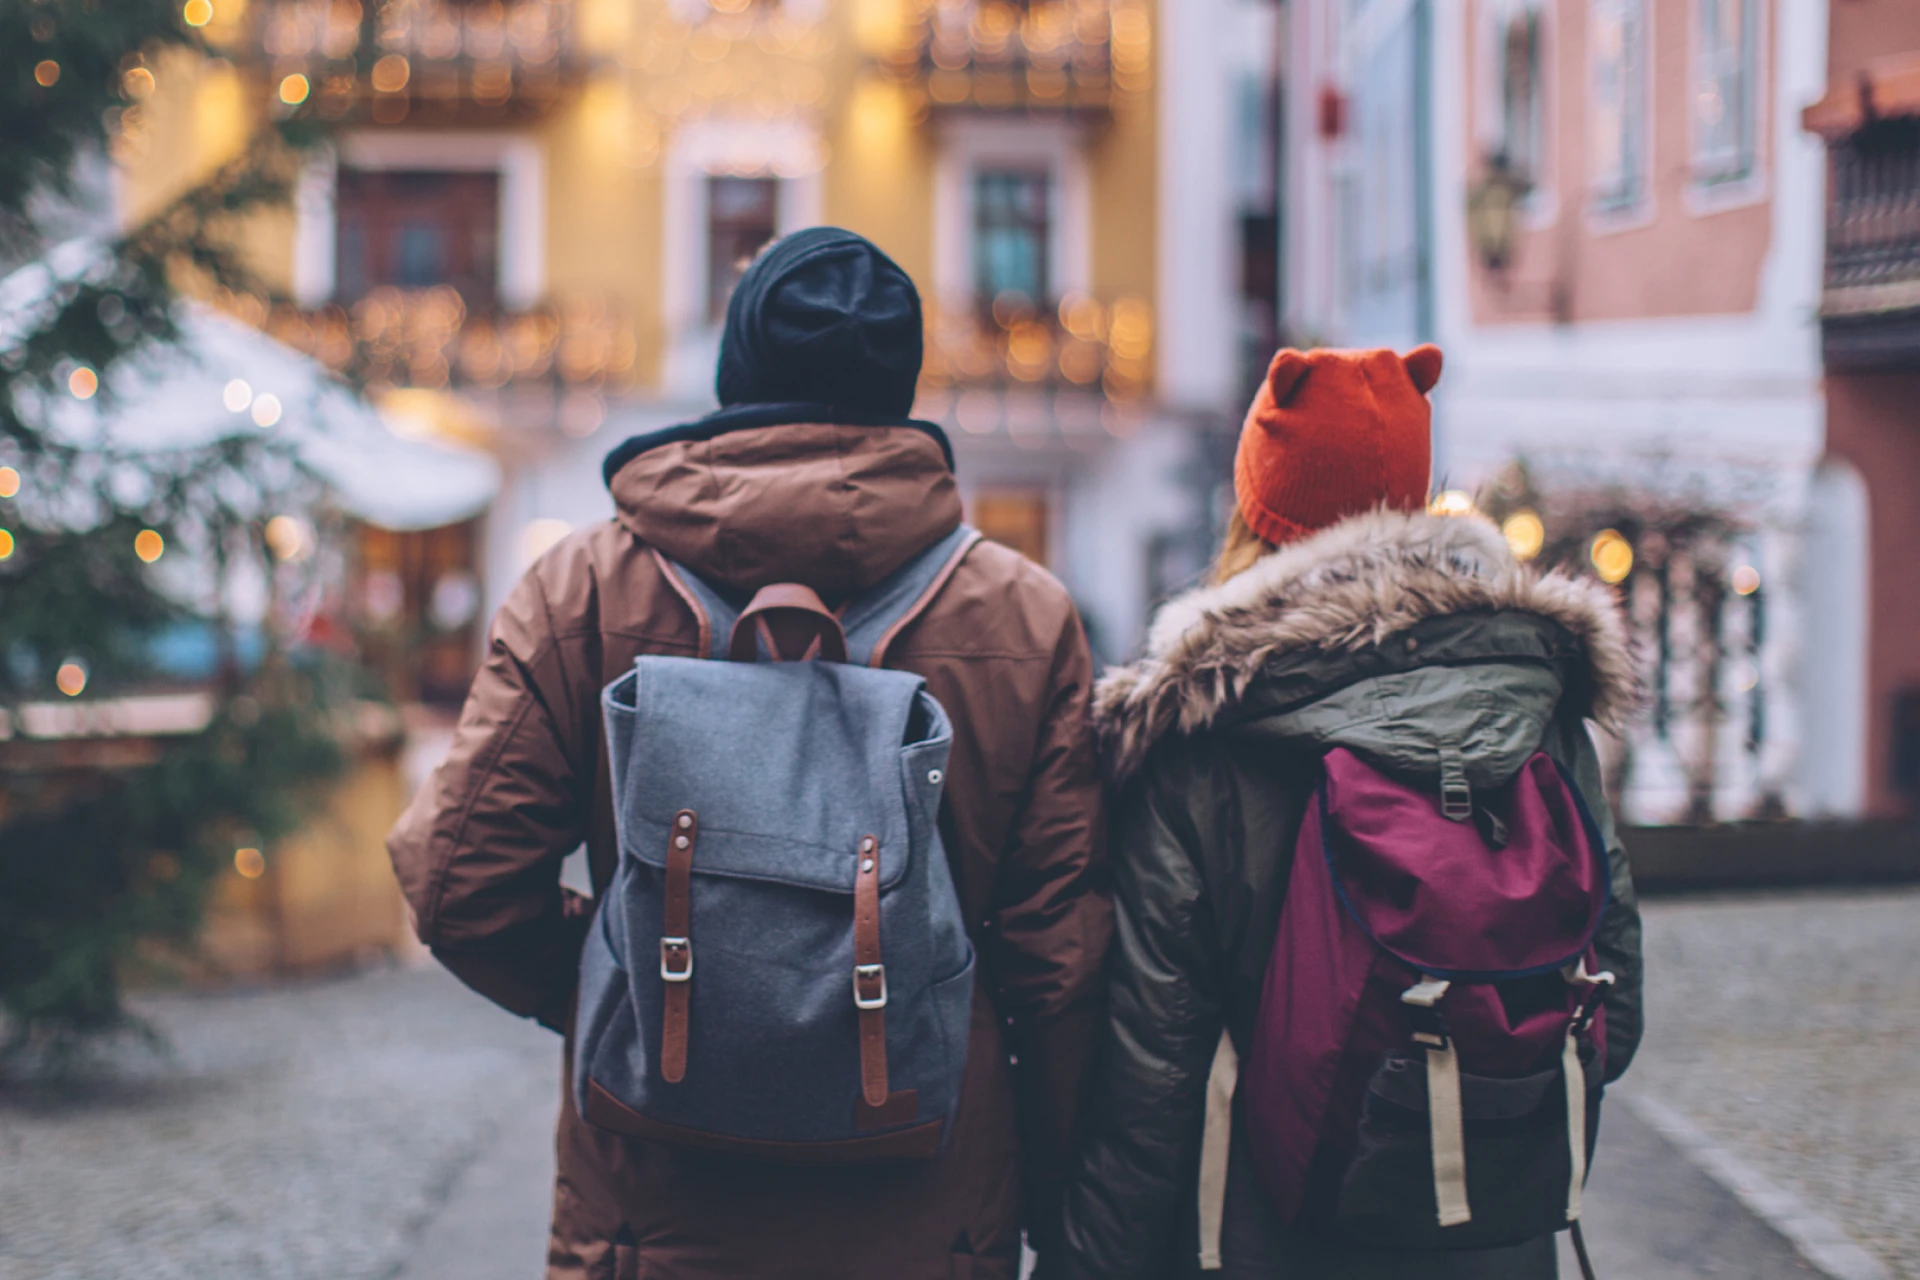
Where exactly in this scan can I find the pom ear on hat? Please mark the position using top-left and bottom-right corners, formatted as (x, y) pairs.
(1264, 349), (1313, 405)
(1403, 344), (1443, 394)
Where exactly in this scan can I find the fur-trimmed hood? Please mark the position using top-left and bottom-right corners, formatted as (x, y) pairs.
(1096, 508), (1636, 783)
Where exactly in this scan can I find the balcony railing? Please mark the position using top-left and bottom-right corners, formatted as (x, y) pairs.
(242, 0), (583, 120)
(217, 286), (636, 395)
(1822, 118), (1920, 370)
(884, 0), (1150, 118)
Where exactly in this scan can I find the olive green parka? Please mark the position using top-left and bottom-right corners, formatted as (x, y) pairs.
(1061, 509), (1644, 1280)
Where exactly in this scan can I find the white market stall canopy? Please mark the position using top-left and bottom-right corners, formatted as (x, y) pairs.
(1, 240), (500, 532)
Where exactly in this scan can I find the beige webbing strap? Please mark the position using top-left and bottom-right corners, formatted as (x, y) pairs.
(1563, 1031), (1587, 1222)
(1196, 1033), (1238, 1271)
(1426, 1041), (1472, 1226)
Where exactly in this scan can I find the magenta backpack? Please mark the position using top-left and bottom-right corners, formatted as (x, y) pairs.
(1242, 746), (1614, 1255)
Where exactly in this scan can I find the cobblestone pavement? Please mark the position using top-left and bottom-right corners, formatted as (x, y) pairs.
(1629, 887), (1920, 1280)
(0, 963), (556, 1280)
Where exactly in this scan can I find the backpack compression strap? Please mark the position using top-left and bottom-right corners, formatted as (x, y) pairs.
(853, 834), (889, 1107)
(660, 810), (699, 1084)
(1402, 977), (1472, 1227)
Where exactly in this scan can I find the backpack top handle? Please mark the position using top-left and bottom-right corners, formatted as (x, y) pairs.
(728, 583), (851, 664)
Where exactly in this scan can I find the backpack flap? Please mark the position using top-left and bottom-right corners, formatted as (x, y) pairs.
(604, 656), (942, 895)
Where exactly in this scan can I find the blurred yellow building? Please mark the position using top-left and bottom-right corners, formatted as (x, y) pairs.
(114, 2), (1244, 642)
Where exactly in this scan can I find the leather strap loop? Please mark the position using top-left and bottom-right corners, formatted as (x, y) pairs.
(728, 583), (849, 664)
(852, 834), (888, 1107)
(660, 809), (697, 1084)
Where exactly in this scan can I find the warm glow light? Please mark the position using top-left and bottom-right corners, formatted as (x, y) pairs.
(371, 54), (411, 94)
(0, 466), (18, 498)
(55, 660), (88, 697)
(251, 393), (282, 427)
(182, 0), (214, 26)
(1732, 564), (1761, 596)
(1590, 529), (1634, 585)
(134, 529), (165, 563)
(278, 74), (311, 105)
(265, 514), (313, 562)
(234, 847), (266, 879)
(1502, 509), (1545, 561)
(124, 67), (156, 99)
(0, 530), (13, 560)
(223, 378), (253, 412)
(1429, 489), (1476, 518)
(520, 518), (572, 566)
(34, 60), (60, 88)
(68, 366), (98, 399)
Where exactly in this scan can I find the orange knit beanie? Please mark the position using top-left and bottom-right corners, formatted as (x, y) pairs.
(1233, 345), (1443, 546)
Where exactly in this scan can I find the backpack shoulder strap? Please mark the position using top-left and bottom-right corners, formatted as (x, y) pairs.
(650, 524), (981, 666)
(842, 523), (980, 668)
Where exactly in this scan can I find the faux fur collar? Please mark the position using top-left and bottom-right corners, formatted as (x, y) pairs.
(1096, 508), (1636, 783)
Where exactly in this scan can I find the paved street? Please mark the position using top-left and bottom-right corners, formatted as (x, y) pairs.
(1, 887), (1913, 1280)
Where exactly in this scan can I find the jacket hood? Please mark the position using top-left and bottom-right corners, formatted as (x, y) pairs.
(608, 421), (962, 599)
(1095, 507), (1636, 783)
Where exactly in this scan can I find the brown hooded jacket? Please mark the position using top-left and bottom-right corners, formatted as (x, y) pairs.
(388, 422), (1111, 1280)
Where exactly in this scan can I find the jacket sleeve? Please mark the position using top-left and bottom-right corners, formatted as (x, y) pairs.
(1061, 754), (1224, 1280)
(985, 610), (1114, 1267)
(387, 564), (593, 1033)
(1552, 716), (1645, 1081)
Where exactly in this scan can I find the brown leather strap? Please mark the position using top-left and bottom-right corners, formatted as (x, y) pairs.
(852, 833), (888, 1107)
(728, 583), (850, 664)
(660, 809), (697, 1084)
(869, 530), (982, 669)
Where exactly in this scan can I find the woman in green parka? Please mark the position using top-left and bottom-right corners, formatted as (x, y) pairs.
(1060, 346), (1644, 1280)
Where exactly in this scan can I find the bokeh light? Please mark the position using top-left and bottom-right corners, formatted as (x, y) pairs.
(34, 60), (60, 88)
(1429, 489), (1476, 517)
(182, 0), (213, 27)
(1732, 564), (1762, 595)
(1590, 529), (1634, 584)
(68, 366), (99, 399)
(223, 378), (253, 412)
(265, 514), (314, 562)
(371, 54), (411, 94)
(234, 847), (266, 879)
(134, 529), (165, 563)
(0, 466), (18, 498)
(124, 67), (156, 100)
(279, 74), (311, 105)
(251, 393), (283, 426)
(55, 660), (88, 697)
(1502, 509), (1545, 560)
(0, 529), (13, 560)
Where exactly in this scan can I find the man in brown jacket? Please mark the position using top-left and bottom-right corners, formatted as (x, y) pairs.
(388, 227), (1111, 1280)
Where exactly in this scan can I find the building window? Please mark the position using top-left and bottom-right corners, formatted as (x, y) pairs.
(971, 489), (1049, 567)
(707, 176), (780, 322)
(1590, 0), (1648, 213)
(334, 169), (500, 307)
(1695, 0), (1760, 184)
(1495, 4), (1547, 185)
(973, 169), (1052, 310)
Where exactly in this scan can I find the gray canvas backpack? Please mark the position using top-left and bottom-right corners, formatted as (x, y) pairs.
(573, 524), (981, 1163)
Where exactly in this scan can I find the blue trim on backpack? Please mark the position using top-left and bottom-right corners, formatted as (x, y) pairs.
(1315, 752), (1613, 985)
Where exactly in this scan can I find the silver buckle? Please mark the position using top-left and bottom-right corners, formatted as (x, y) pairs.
(660, 937), (693, 982)
(853, 963), (887, 1010)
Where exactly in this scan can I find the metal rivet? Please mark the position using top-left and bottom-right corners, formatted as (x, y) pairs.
(861, 837), (875, 852)
(861, 858), (875, 873)
(927, 769), (943, 785)
(674, 835), (690, 850)
(677, 814), (693, 829)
